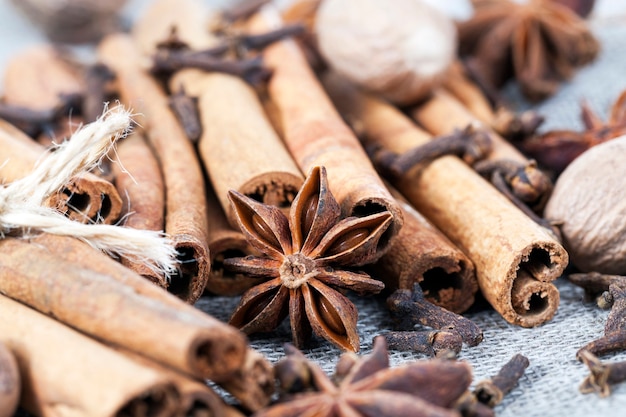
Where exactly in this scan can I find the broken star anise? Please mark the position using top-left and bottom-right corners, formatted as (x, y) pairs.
(458, 0), (599, 101)
(519, 91), (626, 174)
(261, 336), (472, 417)
(224, 166), (391, 351)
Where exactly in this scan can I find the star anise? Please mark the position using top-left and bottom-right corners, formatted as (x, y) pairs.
(224, 166), (391, 351)
(458, 0), (599, 101)
(261, 336), (472, 417)
(518, 92), (626, 174)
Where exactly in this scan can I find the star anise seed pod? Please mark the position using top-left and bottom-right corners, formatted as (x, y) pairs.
(519, 92), (626, 174)
(224, 166), (391, 351)
(459, 0), (599, 101)
(264, 336), (472, 417)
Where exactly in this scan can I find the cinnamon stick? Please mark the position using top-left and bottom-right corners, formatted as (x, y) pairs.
(0, 119), (123, 224)
(0, 233), (247, 382)
(112, 131), (168, 287)
(246, 7), (403, 261)
(410, 89), (552, 214)
(133, 0), (305, 229)
(98, 33), (211, 304)
(205, 183), (263, 296)
(0, 341), (19, 417)
(368, 187), (477, 314)
(323, 73), (567, 327)
(0, 294), (180, 417)
(16, 232), (274, 408)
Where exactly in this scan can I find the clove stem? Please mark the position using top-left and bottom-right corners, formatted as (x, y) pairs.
(386, 284), (483, 346)
(474, 354), (530, 407)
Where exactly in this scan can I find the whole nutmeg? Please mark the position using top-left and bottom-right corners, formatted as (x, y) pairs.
(545, 136), (626, 274)
(0, 342), (20, 417)
(314, 0), (457, 105)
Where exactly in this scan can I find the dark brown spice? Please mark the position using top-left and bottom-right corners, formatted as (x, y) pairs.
(578, 331), (626, 359)
(579, 350), (626, 397)
(568, 272), (626, 303)
(381, 330), (463, 358)
(386, 284), (483, 347)
(168, 85), (201, 143)
(388, 126), (492, 176)
(266, 336), (472, 417)
(473, 354), (530, 407)
(0, 94), (81, 138)
(82, 63), (116, 123)
(458, 0), (599, 101)
(519, 94), (626, 174)
(224, 166), (391, 351)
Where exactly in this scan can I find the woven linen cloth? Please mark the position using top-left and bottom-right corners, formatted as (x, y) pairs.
(2, 1), (626, 416)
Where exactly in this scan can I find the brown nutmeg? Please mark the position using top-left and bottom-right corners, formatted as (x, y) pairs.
(315, 0), (457, 105)
(545, 136), (626, 274)
(0, 341), (20, 417)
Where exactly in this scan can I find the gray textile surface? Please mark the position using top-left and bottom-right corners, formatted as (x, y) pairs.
(1, 0), (626, 416)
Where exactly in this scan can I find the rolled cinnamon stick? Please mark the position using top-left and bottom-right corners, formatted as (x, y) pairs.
(368, 187), (477, 314)
(0, 119), (123, 224)
(246, 6), (403, 261)
(410, 89), (552, 213)
(0, 233), (247, 382)
(31, 231), (274, 407)
(98, 33), (211, 304)
(323, 74), (567, 327)
(112, 131), (167, 287)
(205, 183), (264, 296)
(0, 341), (19, 417)
(133, 0), (305, 228)
(0, 294), (180, 417)
(413, 89), (526, 165)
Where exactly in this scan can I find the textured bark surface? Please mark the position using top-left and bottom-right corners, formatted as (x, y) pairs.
(99, 33), (210, 303)
(0, 234), (247, 382)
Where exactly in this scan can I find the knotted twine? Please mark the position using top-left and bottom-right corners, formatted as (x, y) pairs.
(0, 106), (178, 278)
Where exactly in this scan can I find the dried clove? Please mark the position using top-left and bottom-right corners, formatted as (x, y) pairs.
(388, 126), (492, 176)
(82, 62), (116, 123)
(473, 354), (530, 407)
(381, 330), (463, 358)
(386, 283), (483, 347)
(168, 86), (202, 143)
(151, 49), (269, 86)
(578, 331), (626, 359)
(579, 350), (626, 397)
(568, 272), (626, 304)
(454, 391), (496, 417)
(0, 94), (82, 138)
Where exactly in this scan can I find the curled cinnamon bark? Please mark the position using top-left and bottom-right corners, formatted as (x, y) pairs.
(368, 188), (477, 314)
(0, 233), (247, 383)
(246, 7), (403, 261)
(112, 132), (167, 287)
(99, 33), (210, 303)
(0, 294), (180, 417)
(205, 183), (263, 296)
(323, 74), (567, 327)
(411, 89), (553, 215)
(0, 119), (122, 224)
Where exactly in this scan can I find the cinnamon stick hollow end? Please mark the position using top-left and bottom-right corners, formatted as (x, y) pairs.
(370, 198), (477, 314)
(498, 241), (566, 327)
(167, 233), (210, 304)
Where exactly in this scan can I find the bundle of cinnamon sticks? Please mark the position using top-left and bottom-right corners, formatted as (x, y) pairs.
(0, 0), (577, 415)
